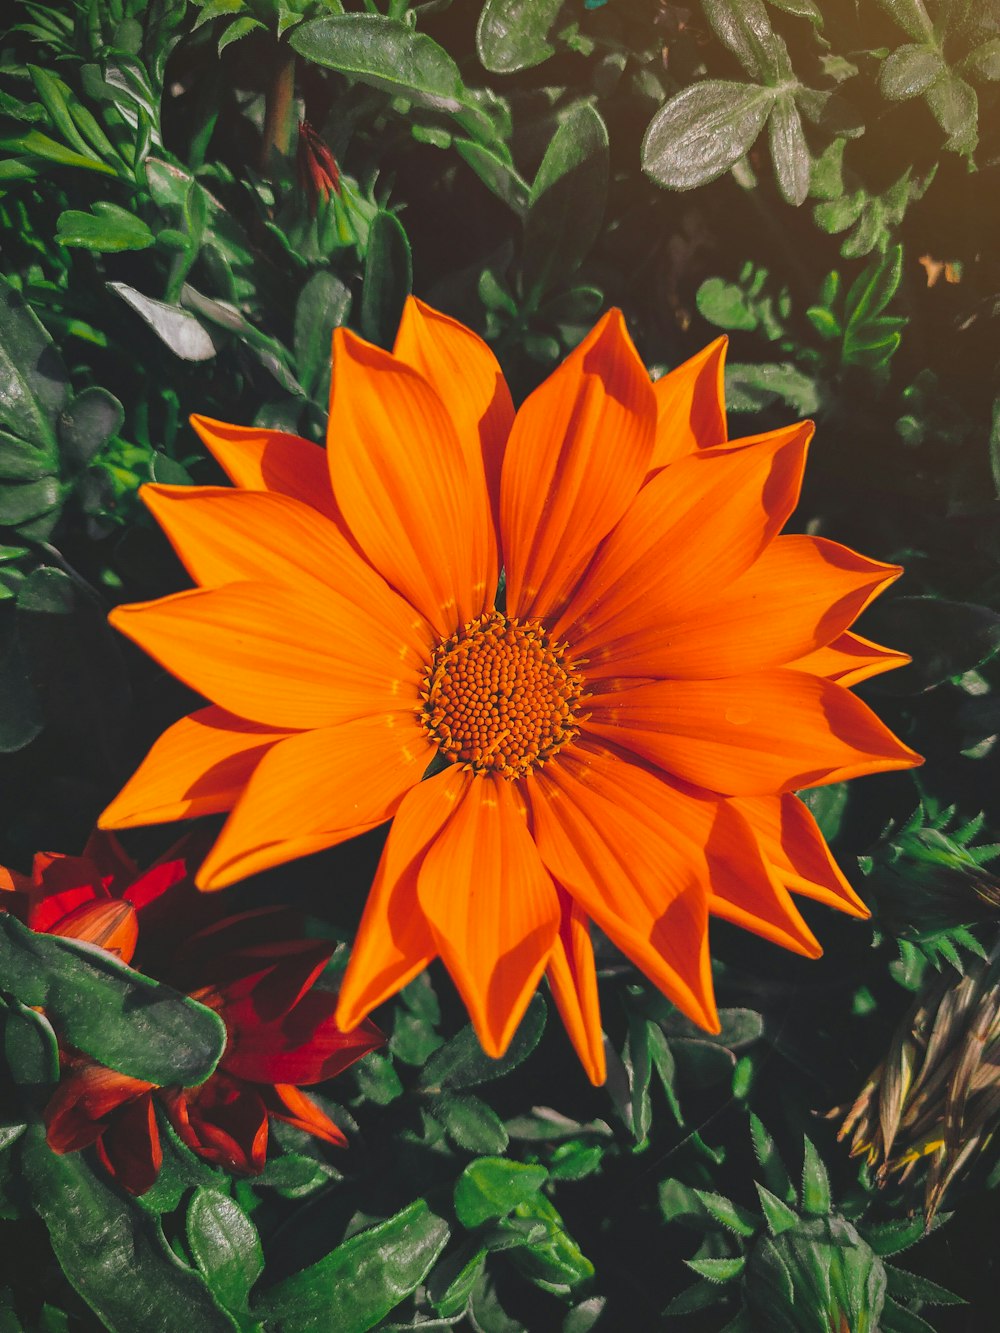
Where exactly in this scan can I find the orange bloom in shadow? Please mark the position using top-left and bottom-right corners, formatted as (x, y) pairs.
(99, 302), (920, 1084)
(2, 832), (381, 1193)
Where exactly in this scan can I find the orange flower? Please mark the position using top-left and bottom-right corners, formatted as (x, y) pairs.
(99, 301), (920, 1084)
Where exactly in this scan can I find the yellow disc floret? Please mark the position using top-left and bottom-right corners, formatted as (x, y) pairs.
(420, 610), (585, 779)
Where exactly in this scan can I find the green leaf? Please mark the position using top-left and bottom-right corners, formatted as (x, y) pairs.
(20, 1128), (239, 1333)
(217, 15), (265, 54)
(509, 1192), (594, 1293)
(844, 243), (902, 327)
(476, 0), (563, 73)
(434, 1092), (510, 1154)
(186, 1188), (263, 1314)
(644, 81), (777, 191)
(750, 1115), (795, 1203)
(2, 996), (59, 1092)
(800, 1137), (831, 1215)
(58, 387), (124, 469)
(884, 1265), (964, 1305)
(56, 202), (155, 252)
(879, 44), (945, 99)
(454, 1158), (548, 1229)
(694, 1190), (757, 1237)
(290, 15), (465, 113)
(109, 283), (217, 361)
(701, 0), (787, 82)
(27, 65), (106, 165)
(724, 362), (820, 415)
(0, 914), (226, 1087)
(0, 275), (67, 454)
(454, 139), (530, 215)
(962, 37), (1000, 81)
(879, 1297), (938, 1333)
(0, 129), (117, 175)
(418, 994), (546, 1092)
(877, 0), (934, 43)
(664, 1278), (726, 1315)
(523, 102), (609, 303)
(293, 270), (350, 402)
(768, 94), (810, 206)
(685, 1256), (746, 1283)
(359, 211), (412, 349)
(863, 597), (1000, 692)
(755, 1183), (800, 1236)
(925, 72), (978, 153)
(0, 631), (42, 753)
(426, 1239), (487, 1318)
(257, 1199), (449, 1333)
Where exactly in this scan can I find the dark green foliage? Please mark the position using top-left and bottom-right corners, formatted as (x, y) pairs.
(0, 0), (998, 1328)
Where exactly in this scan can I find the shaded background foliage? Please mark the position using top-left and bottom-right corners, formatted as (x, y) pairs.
(1, 0), (1000, 1328)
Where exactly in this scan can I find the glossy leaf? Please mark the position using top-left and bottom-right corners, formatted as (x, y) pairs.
(454, 1157), (548, 1229)
(0, 914), (226, 1087)
(643, 82), (777, 191)
(476, 0), (563, 74)
(20, 1128), (239, 1333)
(257, 1199), (449, 1333)
(186, 1188), (263, 1314)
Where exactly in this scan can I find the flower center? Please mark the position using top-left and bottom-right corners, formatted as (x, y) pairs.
(420, 610), (585, 779)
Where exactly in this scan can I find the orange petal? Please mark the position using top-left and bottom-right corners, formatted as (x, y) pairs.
(699, 800), (821, 958)
(789, 630), (911, 686)
(328, 328), (495, 638)
(528, 749), (718, 1031)
(53, 900), (140, 962)
(196, 714), (435, 889)
(501, 309), (656, 623)
(650, 335), (728, 470)
(586, 669), (922, 797)
(140, 487), (428, 635)
(556, 422), (812, 648)
(335, 768), (470, 1031)
(189, 415), (337, 518)
(101, 707), (291, 830)
(545, 887), (606, 1085)
(394, 297), (514, 525)
(734, 793), (869, 918)
(267, 1084), (346, 1147)
(109, 580), (426, 731)
(417, 774), (559, 1058)
(586, 536), (901, 681)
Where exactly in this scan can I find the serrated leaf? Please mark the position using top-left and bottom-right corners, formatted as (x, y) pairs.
(884, 1264), (965, 1305)
(694, 1190), (756, 1236)
(256, 1200), (449, 1333)
(750, 1115), (795, 1202)
(800, 1137), (831, 1215)
(879, 1296), (938, 1333)
(725, 362), (820, 415)
(643, 81), (777, 191)
(0, 914), (225, 1087)
(755, 1183), (799, 1236)
(454, 1158), (548, 1230)
(476, 0), (563, 74)
(685, 1255), (746, 1283)
(664, 1278), (726, 1316)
